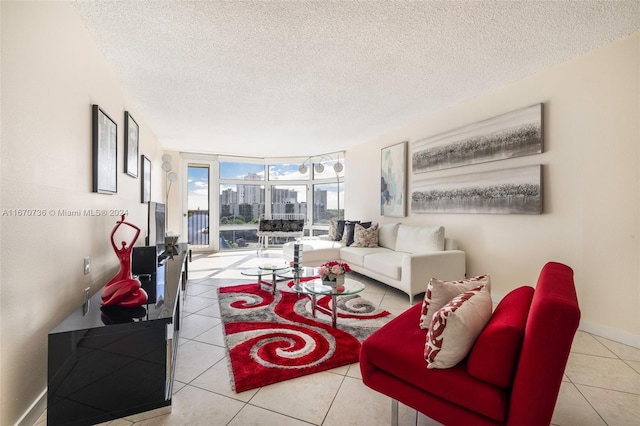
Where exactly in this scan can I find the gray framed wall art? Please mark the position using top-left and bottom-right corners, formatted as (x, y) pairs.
(411, 164), (542, 214)
(412, 104), (543, 173)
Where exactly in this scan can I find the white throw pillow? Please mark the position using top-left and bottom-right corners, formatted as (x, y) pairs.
(395, 225), (444, 254)
(424, 285), (492, 369)
(377, 223), (400, 250)
(419, 274), (491, 329)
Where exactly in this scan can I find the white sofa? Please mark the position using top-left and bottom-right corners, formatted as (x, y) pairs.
(283, 223), (466, 304)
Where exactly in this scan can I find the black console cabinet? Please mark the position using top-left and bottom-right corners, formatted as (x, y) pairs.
(47, 244), (188, 426)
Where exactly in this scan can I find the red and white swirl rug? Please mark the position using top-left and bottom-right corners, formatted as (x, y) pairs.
(218, 282), (393, 392)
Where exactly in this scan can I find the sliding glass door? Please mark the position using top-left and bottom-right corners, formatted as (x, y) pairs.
(187, 164), (210, 250)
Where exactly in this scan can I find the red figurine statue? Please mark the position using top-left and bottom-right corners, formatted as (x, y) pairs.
(101, 215), (148, 307)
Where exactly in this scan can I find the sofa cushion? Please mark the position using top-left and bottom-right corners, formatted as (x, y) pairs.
(378, 223), (400, 250)
(282, 240), (342, 266)
(328, 219), (337, 240)
(361, 303), (509, 422)
(351, 223), (379, 248)
(467, 286), (534, 388)
(339, 246), (382, 267)
(341, 220), (359, 246)
(419, 274), (491, 329)
(363, 251), (404, 280)
(260, 219), (281, 231)
(282, 219), (304, 232)
(395, 225), (444, 254)
(328, 219), (346, 241)
(425, 285), (492, 369)
(340, 221), (372, 246)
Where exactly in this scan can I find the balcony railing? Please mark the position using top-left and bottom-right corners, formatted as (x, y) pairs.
(268, 213), (306, 220)
(187, 210), (209, 246)
(188, 210), (328, 250)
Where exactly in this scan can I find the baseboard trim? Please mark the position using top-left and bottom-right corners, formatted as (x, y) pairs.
(490, 293), (639, 349)
(15, 388), (46, 426)
(579, 319), (640, 349)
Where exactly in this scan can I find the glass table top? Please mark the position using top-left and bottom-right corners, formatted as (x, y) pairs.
(258, 263), (290, 271)
(277, 267), (318, 279)
(241, 268), (277, 277)
(300, 278), (365, 296)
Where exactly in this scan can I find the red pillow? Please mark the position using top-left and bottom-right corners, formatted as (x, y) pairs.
(467, 286), (534, 388)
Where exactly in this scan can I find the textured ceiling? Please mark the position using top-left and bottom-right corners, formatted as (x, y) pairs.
(73, 1), (640, 158)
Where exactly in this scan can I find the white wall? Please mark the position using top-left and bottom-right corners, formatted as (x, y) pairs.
(346, 33), (640, 346)
(0, 2), (166, 424)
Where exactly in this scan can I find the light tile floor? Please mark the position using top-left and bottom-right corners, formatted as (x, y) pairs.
(35, 250), (640, 426)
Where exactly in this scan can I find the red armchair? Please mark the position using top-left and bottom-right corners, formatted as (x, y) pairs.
(360, 262), (580, 425)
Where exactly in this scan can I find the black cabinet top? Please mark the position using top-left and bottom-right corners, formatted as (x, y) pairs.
(50, 244), (188, 334)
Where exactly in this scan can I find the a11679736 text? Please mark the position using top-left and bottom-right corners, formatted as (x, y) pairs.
(1, 209), (129, 217)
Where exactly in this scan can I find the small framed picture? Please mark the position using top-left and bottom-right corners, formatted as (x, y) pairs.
(92, 104), (117, 194)
(141, 155), (151, 203)
(124, 111), (139, 177)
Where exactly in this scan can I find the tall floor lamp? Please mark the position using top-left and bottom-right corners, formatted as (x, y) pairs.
(161, 154), (179, 257)
(298, 153), (344, 221)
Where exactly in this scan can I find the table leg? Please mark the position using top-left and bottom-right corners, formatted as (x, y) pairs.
(271, 272), (277, 295)
(257, 273), (263, 291)
(331, 294), (338, 328)
(293, 283), (301, 297)
(311, 294), (317, 317)
(293, 273), (300, 295)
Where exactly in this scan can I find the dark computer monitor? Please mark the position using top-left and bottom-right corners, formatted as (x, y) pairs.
(148, 202), (165, 247)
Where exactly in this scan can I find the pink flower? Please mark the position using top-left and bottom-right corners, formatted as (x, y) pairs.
(331, 265), (344, 275)
(318, 260), (351, 279)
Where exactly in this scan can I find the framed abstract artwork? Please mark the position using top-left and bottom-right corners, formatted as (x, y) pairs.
(92, 104), (117, 194)
(381, 141), (407, 217)
(124, 111), (139, 177)
(412, 104), (543, 174)
(411, 164), (542, 214)
(141, 155), (151, 203)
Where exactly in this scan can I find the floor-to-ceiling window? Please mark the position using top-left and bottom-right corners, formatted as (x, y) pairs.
(267, 161), (308, 221)
(307, 156), (344, 236)
(183, 153), (344, 251)
(219, 160), (266, 250)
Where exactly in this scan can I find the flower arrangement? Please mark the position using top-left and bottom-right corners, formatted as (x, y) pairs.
(318, 260), (351, 282)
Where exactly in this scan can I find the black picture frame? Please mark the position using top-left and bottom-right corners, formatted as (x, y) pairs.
(124, 111), (139, 177)
(92, 104), (117, 194)
(141, 155), (151, 203)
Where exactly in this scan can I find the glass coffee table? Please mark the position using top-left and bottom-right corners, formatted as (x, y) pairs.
(299, 278), (366, 327)
(241, 263), (290, 295)
(276, 267), (318, 292)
